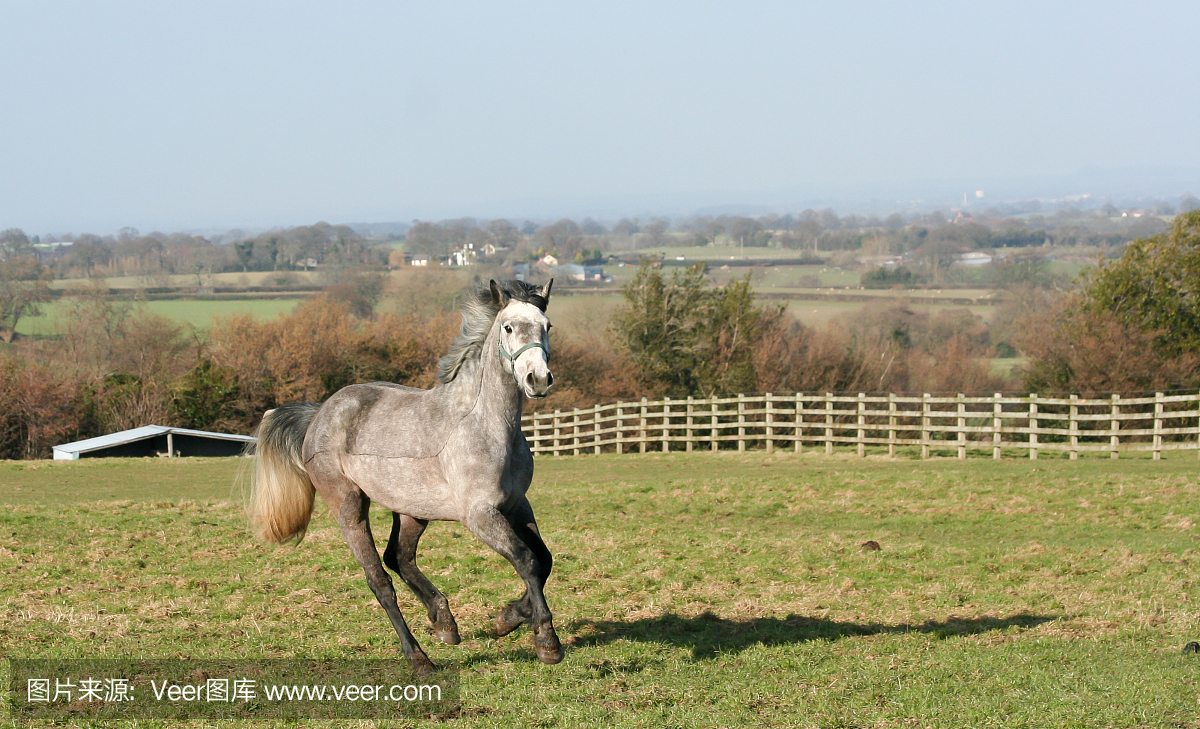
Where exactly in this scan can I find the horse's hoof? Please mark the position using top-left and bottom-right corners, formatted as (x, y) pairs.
(437, 629), (461, 645)
(535, 642), (564, 664)
(1184, 641), (1199, 655)
(533, 625), (563, 664)
(493, 605), (526, 637)
(409, 655), (436, 678)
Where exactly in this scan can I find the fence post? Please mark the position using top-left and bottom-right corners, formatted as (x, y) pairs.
(992, 393), (1002, 460)
(857, 392), (866, 457)
(956, 393), (966, 459)
(615, 400), (624, 455)
(888, 393), (897, 457)
(662, 400), (670, 453)
(921, 393), (930, 460)
(1154, 392), (1163, 460)
(737, 394), (747, 452)
(825, 393), (834, 455)
(766, 394), (774, 454)
(639, 397), (648, 454)
(686, 396), (695, 453)
(711, 399), (719, 452)
(1070, 394), (1084, 458)
(1029, 394), (1039, 461)
(795, 392), (804, 454)
(553, 409), (561, 456)
(1110, 394), (1120, 460)
(576, 407), (585, 453)
(594, 404), (602, 455)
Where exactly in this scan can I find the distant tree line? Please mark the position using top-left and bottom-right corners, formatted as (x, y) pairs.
(8, 193), (1190, 285)
(9, 222), (376, 282)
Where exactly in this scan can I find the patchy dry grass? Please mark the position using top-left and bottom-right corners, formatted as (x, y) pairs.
(2, 453), (1200, 727)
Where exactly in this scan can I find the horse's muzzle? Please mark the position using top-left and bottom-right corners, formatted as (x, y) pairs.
(525, 370), (553, 399)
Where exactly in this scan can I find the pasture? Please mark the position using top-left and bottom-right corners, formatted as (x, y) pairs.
(14, 298), (306, 336)
(21, 261), (1016, 340)
(48, 271), (324, 292)
(781, 298), (1000, 327)
(13, 287), (1002, 338)
(604, 261), (860, 289)
(2, 453), (1199, 727)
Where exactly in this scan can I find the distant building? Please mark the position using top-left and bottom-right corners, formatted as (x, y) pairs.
(555, 263), (586, 280)
(554, 263), (608, 281)
(53, 426), (255, 460)
(955, 252), (993, 266)
(540, 254), (560, 267)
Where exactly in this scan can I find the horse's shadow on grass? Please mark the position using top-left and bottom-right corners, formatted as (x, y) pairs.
(565, 611), (1058, 660)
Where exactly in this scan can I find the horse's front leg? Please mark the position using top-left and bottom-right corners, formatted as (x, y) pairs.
(463, 502), (563, 664)
(491, 503), (553, 638)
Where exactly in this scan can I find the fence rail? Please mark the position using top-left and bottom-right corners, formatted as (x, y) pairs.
(522, 392), (1200, 460)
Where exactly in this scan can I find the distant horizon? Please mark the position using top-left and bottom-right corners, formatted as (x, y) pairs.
(20, 164), (1200, 239)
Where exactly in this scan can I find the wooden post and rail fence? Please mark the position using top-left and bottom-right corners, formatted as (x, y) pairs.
(521, 392), (1200, 461)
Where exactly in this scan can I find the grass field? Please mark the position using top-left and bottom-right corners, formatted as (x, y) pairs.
(16, 282), (1003, 337)
(14, 299), (305, 336)
(783, 299), (1001, 327)
(3, 452), (1199, 727)
(28, 256), (1026, 340)
(524, 291), (1000, 338)
(604, 261), (859, 289)
(626, 243), (822, 262)
(49, 271), (324, 291)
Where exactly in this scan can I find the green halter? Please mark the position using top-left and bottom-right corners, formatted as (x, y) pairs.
(498, 339), (549, 386)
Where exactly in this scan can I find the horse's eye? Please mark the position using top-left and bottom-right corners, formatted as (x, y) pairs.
(504, 324), (513, 334)
(546, 323), (552, 330)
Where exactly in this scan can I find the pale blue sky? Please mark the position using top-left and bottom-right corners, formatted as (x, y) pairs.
(2, 1), (1197, 233)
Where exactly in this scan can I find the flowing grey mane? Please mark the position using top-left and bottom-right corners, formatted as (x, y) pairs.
(436, 279), (550, 384)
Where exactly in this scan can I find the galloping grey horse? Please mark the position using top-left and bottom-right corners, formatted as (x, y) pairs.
(246, 279), (561, 674)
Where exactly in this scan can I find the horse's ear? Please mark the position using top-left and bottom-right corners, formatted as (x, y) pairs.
(489, 279), (510, 307)
(539, 278), (553, 299)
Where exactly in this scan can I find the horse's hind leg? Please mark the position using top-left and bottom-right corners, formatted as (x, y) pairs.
(334, 488), (434, 675)
(464, 503), (563, 665)
(383, 513), (461, 645)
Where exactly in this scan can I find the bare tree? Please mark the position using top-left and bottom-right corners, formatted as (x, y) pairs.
(0, 257), (52, 342)
(0, 229), (32, 259)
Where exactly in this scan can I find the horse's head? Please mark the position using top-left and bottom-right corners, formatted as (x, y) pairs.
(492, 279), (554, 399)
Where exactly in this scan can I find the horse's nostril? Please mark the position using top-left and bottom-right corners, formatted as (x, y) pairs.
(546, 371), (554, 387)
(525, 372), (535, 389)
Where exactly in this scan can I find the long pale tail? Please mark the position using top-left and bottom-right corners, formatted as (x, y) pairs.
(245, 402), (321, 543)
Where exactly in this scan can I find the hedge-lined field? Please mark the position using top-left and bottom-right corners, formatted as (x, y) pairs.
(14, 298), (306, 336)
(2, 453), (1199, 727)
